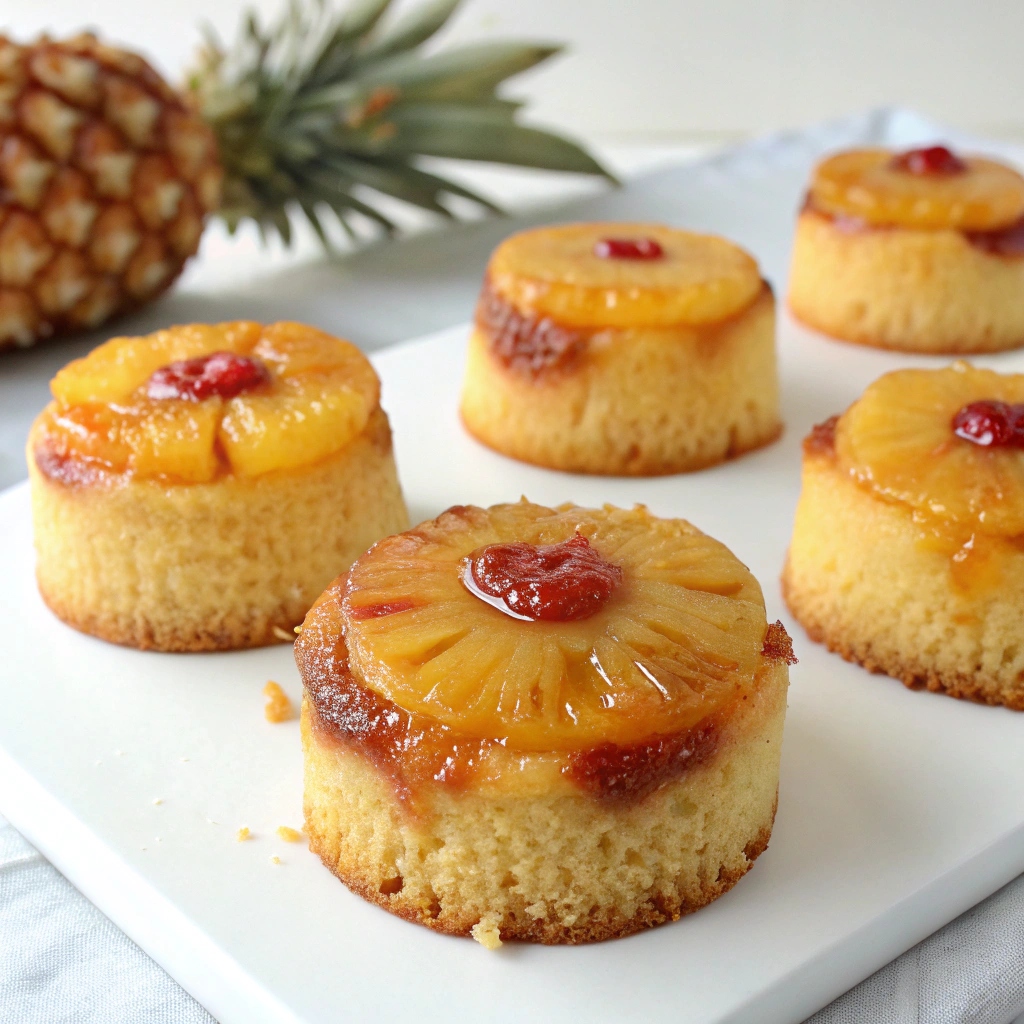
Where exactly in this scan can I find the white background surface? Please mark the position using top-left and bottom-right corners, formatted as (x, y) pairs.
(3, 111), (1024, 1023)
(8, 0), (1024, 142)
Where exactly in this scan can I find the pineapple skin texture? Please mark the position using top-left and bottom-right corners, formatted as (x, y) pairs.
(784, 443), (1024, 709)
(462, 285), (780, 475)
(29, 406), (408, 651)
(0, 34), (221, 349)
(788, 207), (1024, 353)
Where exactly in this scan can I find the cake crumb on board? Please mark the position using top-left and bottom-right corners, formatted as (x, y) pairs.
(236, 827), (251, 842)
(263, 681), (293, 723)
(277, 826), (303, 843)
(471, 915), (503, 950)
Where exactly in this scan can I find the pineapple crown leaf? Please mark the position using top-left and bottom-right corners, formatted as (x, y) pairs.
(350, 0), (463, 66)
(189, 0), (617, 249)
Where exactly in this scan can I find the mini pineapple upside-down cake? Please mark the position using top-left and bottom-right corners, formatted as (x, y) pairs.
(296, 501), (794, 945)
(789, 145), (1024, 352)
(460, 223), (782, 475)
(28, 320), (408, 651)
(784, 363), (1024, 709)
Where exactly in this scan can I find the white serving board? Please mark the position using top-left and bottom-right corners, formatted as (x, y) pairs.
(4, 118), (1024, 1024)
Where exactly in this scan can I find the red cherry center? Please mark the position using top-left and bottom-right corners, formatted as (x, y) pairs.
(890, 145), (967, 176)
(146, 351), (269, 401)
(594, 237), (665, 260)
(463, 533), (623, 622)
(952, 400), (1024, 448)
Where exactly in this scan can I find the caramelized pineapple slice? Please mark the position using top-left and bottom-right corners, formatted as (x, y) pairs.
(219, 370), (372, 477)
(51, 321), (262, 406)
(488, 223), (763, 329)
(342, 502), (769, 750)
(121, 400), (222, 482)
(41, 320), (380, 482)
(252, 322), (380, 389)
(42, 399), (221, 482)
(835, 363), (1024, 535)
(809, 149), (1024, 231)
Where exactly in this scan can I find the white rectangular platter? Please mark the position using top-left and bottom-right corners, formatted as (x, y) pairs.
(4, 114), (1024, 1024)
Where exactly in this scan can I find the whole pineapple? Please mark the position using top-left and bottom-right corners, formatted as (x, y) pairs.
(0, 0), (611, 351)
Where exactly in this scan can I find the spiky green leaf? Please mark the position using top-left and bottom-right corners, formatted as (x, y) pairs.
(344, 102), (614, 177)
(190, 0), (615, 249)
(354, 0), (462, 64)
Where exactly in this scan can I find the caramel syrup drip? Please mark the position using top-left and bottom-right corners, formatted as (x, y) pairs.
(801, 194), (1024, 256)
(475, 276), (588, 375)
(802, 415), (838, 457)
(301, 647), (492, 806)
(565, 715), (722, 802)
(33, 441), (110, 487)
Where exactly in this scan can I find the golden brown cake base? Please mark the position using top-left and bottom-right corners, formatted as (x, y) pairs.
(460, 286), (781, 476)
(788, 208), (1024, 353)
(783, 447), (1024, 709)
(301, 658), (787, 945)
(29, 409), (408, 651)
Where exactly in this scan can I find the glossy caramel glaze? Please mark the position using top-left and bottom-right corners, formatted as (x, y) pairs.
(32, 442), (113, 488)
(303, 652), (493, 804)
(302, 656), (731, 808)
(474, 275), (586, 375)
(565, 716), (721, 802)
(297, 606), (741, 808)
(32, 398), (395, 490)
(803, 195), (1024, 257)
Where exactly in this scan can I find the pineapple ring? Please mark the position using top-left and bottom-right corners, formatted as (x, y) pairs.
(809, 149), (1024, 231)
(341, 502), (770, 751)
(835, 363), (1024, 536)
(487, 223), (763, 329)
(39, 320), (379, 482)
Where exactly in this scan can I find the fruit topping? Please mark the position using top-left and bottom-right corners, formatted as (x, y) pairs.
(487, 223), (762, 329)
(463, 533), (622, 622)
(593, 237), (664, 260)
(890, 145), (967, 176)
(146, 351), (269, 401)
(835, 364), (1024, 535)
(339, 502), (770, 749)
(36, 320), (379, 482)
(808, 148), (1024, 230)
(952, 401), (1024, 448)
(51, 321), (262, 406)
